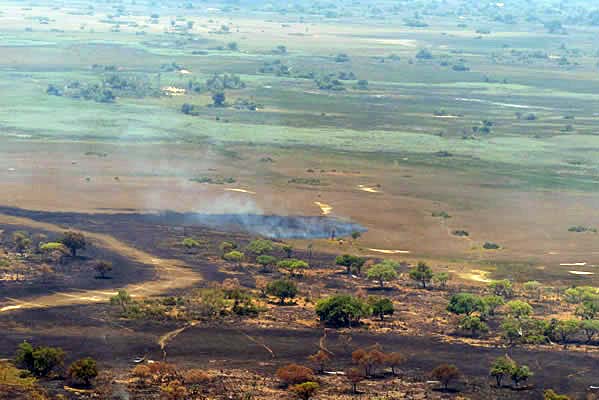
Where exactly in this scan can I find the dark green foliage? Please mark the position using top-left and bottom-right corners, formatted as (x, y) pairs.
(415, 48), (433, 59)
(315, 295), (370, 327)
(60, 231), (87, 256)
(266, 279), (298, 304)
(447, 293), (484, 316)
(368, 296), (394, 320)
(334, 53), (350, 62)
(458, 315), (488, 336)
(409, 262), (434, 288)
(366, 262), (398, 288)
(15, 341), (65, 377)
(246, 239), (275, 256)
(206, 73), (245, 90)
(335, 254), (366, 275)
(212, 91), (226, 106)
(181, 103), (200, 115)
(67, 358), (98, 387)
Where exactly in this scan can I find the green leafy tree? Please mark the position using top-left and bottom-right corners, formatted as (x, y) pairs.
(447, 293), (484, 316)
(67, 358), (98, 387)
(506, 300), (533, 319)
(458, 315), (488, 336)
(510, 365), (533, 388)
(523, 281), (542, 299)
(94, 260), (113, 279)
(219, 241), (237, 254)
(182, 238), (200, 249)
(409, 262), (434, 288)
(212, 91), (226, 106)
(315, 295), (370, 327)
(564, 286), (599, 304)
(290, 381), (319, 400)
(488, 280), (513, 297)
(482, 295), (505, 316)
(281, 244), (293, 258)
(575, 300), (599, 320)
(548, 319), (580, 347)
(256, 255), (277, 272)
(110, 289), (132, 313)
(335, 254), (365, 276)
(277, 259), (309, 276)
(15, 341), (65, 377)
(500, 317), (522, 346)
(246, 239), (274, 256)
(368, 296), (394, 320)
(544, 389), (572, 400)
(266, 279), (298, 304)
(223, 250), (244, 266)
(13, 231), (31, 254)
(490, 356), (516, 387)
(581, 319), (599, 343)
(433, 272), (450, 289)
(60, 231), (87, 257)
(366, 262), (398, 288)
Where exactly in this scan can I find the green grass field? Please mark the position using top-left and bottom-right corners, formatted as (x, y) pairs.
(2, 0), (599, 194)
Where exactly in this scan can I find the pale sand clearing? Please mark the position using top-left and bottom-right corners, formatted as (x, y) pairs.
(569, 271), (594, 276)
(0, 304), (22, 312)
(560, 262), (587, 266)
(224, 188), (256, 195)
(314, 201), (333, 215)
(367, 248), (411, 254)
(458, 269), (491, 283)
(162, 86), (186, 96)
(358, 184), (381, 193)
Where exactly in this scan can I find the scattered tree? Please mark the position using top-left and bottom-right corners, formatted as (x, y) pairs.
(431, 364), (460, 391)
(434, 272), (450, 289)
(67, 358), (98, 387)
(15, 341), (65, 377)
(488, 280), (513, 297)
(490, 356), (516, 387)
(266, 279), (298, 304)
(110, 289), (132, 313)
(94, 260), (113, 279)
(345, 367), (364, 394)
(409, 262), (434, 288)
(315, 295), (370, 327)
(276, 364), (315, 387)
(505, 300), (533, 319)
(335, 254), (366, 276)
(308, 350), (331, 374)
(447, 293), (484, 316)
(223, 250), (244, 266)
(290, 381), (319, 400)
(60, 231), (87, 257)
(366, 262), (398, 288)
(368, 296), (394, 320)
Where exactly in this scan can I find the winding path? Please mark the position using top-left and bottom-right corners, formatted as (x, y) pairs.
(0, 213), (202, 313)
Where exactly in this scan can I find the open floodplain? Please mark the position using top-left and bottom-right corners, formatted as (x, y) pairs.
(3, 0), (599, 399)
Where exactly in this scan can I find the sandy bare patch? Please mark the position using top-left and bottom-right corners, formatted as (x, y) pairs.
(568, 271), (594, 276)
(366, 38), (418, 47)
(367, 248), (410, 254)
(0, 304), (22, 313)
(162, 86), (186, 96)
(314, 201), (333, 215)
(560, 262), (587, 266)
(224, 188), (256, 195)
(358, 184), (381, 193)
(458, 269), (491, 283)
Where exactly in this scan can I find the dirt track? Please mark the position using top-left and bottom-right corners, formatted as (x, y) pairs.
(0, 212), (201, 313)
